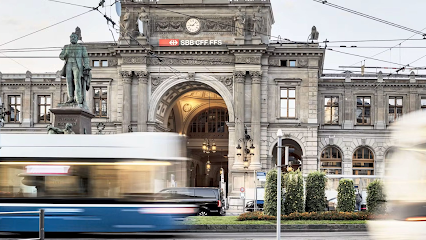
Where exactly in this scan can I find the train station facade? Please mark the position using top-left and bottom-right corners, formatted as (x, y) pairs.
(1, 0), (426, 208)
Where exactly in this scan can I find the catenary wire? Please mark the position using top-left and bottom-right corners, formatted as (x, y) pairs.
(314, 0), (426, 37)
(47, 0), (93, 9)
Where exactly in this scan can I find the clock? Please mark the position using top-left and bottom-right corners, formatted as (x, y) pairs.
(186, 18), (201, 33)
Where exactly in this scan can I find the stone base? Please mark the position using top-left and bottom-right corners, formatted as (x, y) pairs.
(50, 104), (95, 134)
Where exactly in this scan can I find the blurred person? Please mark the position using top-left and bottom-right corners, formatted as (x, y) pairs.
(356, 189), (362, 212)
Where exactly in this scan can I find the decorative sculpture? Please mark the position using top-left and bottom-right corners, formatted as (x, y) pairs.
(137, 7), (150, 36)
(47, 123), (75, 134)
(252, 7), (262, 36)
(121, 8), (131, 37)
(234, 7), (246, 37)
(59, 28), (92, 108)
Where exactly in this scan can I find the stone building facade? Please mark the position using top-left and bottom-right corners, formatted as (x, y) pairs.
(1, 0), (426, 209)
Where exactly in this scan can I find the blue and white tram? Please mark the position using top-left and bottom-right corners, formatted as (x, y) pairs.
(0, 132), (197, 232)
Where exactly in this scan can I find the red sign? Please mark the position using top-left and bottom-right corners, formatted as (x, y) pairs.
(240, 187), (245, 193)
(159, 39), (180, 47)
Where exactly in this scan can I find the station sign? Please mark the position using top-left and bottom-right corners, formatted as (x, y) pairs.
(159, 39), (223, 47)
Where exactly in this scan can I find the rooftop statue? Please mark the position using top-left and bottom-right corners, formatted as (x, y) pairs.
(59, 28), (92, 109)
(47, 123), (75, 134)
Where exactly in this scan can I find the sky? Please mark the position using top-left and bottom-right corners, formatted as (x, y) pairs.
(1, 0), (426, 75)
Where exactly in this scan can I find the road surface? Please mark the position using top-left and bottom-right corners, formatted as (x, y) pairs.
(1, 232), (370, 240)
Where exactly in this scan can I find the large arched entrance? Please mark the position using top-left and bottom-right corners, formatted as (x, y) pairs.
(271, 139), (304, 172)
(148, 76), (234, 195)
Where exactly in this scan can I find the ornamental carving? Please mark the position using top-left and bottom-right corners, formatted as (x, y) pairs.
(119, 71), (133, 83)
(183, 103), (192, 112)
(26, 71), (32, 78)
(235, 56), (261, 64)
(188, 72), (195, 81)
(134, 71), (149, 84)
(268, 58), (280, 66)
(8, 86), (19, 90)
(204, 18), (233, 32)
(298, 58), (308, 67)
(154, 17), (185, 32)
(250, 71), (262, 84)
(234, 71), (246, 83)
(147, 57), (234, 66)
(37, 86), (50, 90)
(219, 76), (233, 93)
(151, 76), (169, 93)
(123, 57), (147, 64)
(108, 58), (118, 67)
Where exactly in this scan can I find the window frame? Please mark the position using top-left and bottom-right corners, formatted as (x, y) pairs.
(280, 87), (296, 119)
(352, 147), (375, 175)
(188, 107), (229, 134)
(320, 146), (343, 175)
(356, 96), (372, 125)
(388, 96), (403, 124)
(324, 96), (339, 125)
(7, 95), (22, 123)
(93, 87), (108, 118)
(38, 95), (52, 123)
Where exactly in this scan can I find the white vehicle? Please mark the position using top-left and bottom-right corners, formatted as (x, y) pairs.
(368, 110), (426, 240)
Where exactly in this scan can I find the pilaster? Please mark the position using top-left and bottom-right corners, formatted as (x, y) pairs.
(135, 71), (149, 132)
(120, 70), (133, 133)
(233, 71), (246, 169)
(249, 71), (261, 170)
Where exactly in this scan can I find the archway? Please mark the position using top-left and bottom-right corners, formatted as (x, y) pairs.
(271, 139), (304, 172)
(148, 77), (232, 192)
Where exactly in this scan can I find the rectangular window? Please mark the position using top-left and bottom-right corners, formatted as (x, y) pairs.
(389, 96), (403, 124)
(280, 88), (296, 118)
(8, 96), (21, 123)
(356, 96), (371, 125)
(101, 60), (108, 67)
(289, 60), (297, 67)
(421, 97), (426, 111)
(324, 96), (339, 125)
(280, 60), (287, 67)
(93, 60), (100, 67)
(38, 95), (51, 123)
(93, 87), (107, 117)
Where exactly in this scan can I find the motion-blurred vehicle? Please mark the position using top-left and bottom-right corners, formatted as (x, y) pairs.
(326, 197), (337, 211)
(368, 111), (426, 240)
(0, 133), (197, 233)
(159, 187), (225, 216)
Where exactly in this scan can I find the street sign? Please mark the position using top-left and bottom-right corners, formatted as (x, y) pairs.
(240, 187), (245, 193)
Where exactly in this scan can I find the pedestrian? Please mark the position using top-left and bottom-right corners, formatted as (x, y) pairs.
(355, 190), (362, 212)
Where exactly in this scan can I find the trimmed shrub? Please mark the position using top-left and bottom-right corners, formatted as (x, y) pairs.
(367, 180), (386, 214)
(284, 169), (304, 215)
(264, 168), (284, 216)
(305, 171), (327, 213)
(237, 211), (388, 221)
(337, 179), (356, 212)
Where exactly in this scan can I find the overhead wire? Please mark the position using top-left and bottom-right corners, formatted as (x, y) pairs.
(327, 49), (409, 67)
(314, 0), (426, 37)
(46, 0), (93, 9)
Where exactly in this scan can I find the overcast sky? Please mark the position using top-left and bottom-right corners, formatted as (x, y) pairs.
(1, 0), (426, 75)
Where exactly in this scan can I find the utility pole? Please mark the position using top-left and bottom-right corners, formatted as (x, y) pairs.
(276, 129), (283, 239)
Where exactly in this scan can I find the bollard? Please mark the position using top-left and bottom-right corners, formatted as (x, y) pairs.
(39, 209), (45, 240)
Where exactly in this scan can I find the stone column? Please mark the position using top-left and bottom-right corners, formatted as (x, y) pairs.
(135, 71), (149, 132)
(233, 71), (246, 169)
(120, 71), (133, 133)
(250, 71), (261, 170)
(343, 83), (353, 129)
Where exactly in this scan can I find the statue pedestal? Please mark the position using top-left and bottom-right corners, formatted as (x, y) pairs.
(50, 103), (95, 134)
(235, 37), (245, 45)
(252, 36), (262, 45)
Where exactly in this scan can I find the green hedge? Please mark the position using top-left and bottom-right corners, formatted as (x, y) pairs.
(337, 179), (355, 212)
(305, 171), (327, 213)
(284, 170), (304, 215)
(367, 180), (386, 214)
(264, 168), (285, 216)
(237, 211), (387, 221)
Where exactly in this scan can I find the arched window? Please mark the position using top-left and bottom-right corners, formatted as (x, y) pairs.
(320, 147), (342, 175)
(353, 147), (374, 175)
(189, 108), (229, 134)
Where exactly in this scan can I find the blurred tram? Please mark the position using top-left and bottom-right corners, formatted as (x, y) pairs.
(368, 110), (426, 240)
(0, 132), (197, 232)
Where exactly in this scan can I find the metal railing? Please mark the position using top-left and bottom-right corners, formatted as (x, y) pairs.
(0, 209), (45, 240)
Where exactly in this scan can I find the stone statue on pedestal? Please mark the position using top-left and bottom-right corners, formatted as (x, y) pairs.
(234, 7), (246, 37)
(59, 29), (92, 108)
(137, 7), (150, 37)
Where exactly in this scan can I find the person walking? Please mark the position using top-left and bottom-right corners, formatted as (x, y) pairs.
(355, 190), (362, 212)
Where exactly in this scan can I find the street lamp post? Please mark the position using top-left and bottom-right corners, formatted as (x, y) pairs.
(236, 126), (255, 169)
(276, 129), (283, 239)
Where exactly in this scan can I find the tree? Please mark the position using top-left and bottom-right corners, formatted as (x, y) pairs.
(264, 168), (284, 216)
(367, 180), (386, 214)
(337, 179), (355, 212)
(305, 171), (327, 212)
(284, 169), (304, 215)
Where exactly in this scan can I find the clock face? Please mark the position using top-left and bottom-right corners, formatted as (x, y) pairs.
(186, 18), (201, 33)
